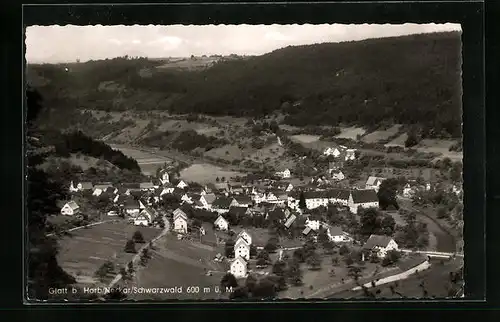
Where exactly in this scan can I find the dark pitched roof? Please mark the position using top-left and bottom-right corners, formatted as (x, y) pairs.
(124, 198), (140, 209)
(328, 225), (344, 236)
(140, 182), (155, 189)
(172, 187), (185, 196)
(351, 189), (379, 204)
(212, 197), (233, 209)
(363, 234), (394, 250)
(234, 195), (252, 204)
(122, 183), (140, 189)
(202, 193), (217, 204)
(228, 206), (249, 216)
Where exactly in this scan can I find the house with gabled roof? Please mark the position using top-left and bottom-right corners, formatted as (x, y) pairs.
(60, 201), (80, 216)
(70, 181), (94, 192)
(233, 195), (252, 208)
(134, 208), (156, 226)
(348, 189), (379, 213)
(159, 182), (176, 196)
(230, 257), (248, 279)
(275, 168), (291, 179)
(140, 181), (155, 191)
(234, 237), (250, 261)
(324, 147), (341, 158)
(173, 208), (188, 233)
(327, 226), (352, 243)
(236, 230), (252, 246)
(230, 184), (244, 195)
(345, 149), (357, 161)
(212, 196), (236, 214)
(302, 227), (312, 236)
(201, 193), (216, 208)
(228, 206), (252, 218)
(158, 169), (170, 185)
(92, 183), (113, 197)
(284, 214), (297, 229)
(123, 198), (141, 217)
(365, 176), (386, 192)
(362, 234), (398, 258)
(214, 215), (229, 231)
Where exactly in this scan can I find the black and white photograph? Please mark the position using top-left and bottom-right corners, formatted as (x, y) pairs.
(25, 22), (464, 302)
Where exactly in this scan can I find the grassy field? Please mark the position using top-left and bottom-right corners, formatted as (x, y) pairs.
(384, 133), (408, 147)
(362, 125), (402, 143)
(416, 139), (462, 161)
(204, 144), (246, 161)
(180, 163), (246, 184)
(290, 134), (321, 144)
(39, 153), (117, 172)
(335, 127), (366, 140)
(126, 233), (227, 300)
(56, 221), (161, 285)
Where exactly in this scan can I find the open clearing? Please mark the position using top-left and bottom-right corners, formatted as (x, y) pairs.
(384, 133), (408, 147)
(39, 153), (116, 172)
(204, 144), (246, 161)
(362, 125), (402, 143)
(128, 234), (226, 300)
(415, 139), (462, 162)
(290, 134), (320, 144)
(180, 163), (246, 184)
(335, 127), (366, 140)
(108, 144), (172, 174)
(57, 221), (161, 285)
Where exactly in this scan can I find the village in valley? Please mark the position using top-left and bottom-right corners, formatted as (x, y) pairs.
(25, 24), (465, 301)
(53, 138), (464, 300)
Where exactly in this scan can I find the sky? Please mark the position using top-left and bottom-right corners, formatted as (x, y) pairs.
(25, 23), (461, 63)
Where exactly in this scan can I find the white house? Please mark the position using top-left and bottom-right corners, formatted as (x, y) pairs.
(330, 170), (345, 181)
(324, 147), (341, 158)
(345, 149), (357, 161)
(362, 234), (399, 258)
(176, 180), (188, 189)
(214, 215), (229, 231)
(365, 176), (385, 192)
(69, 181), (94, 192)
(234, 238), (250, 261)
(327, 226), (353, 243)
(403, 183), (415, 198)
(230, 257), (248, 279)
(124, 199), (141, 217)
(92, 183), (113, 197)
(159, 183), (175, 196)
(158, 169), (170, 185)
(236, 230), (252, 246)
(173, 208), (188, 234)
(305, 219), (321, 231)
(134, 209), (153, 226)
(275, 168), (291, 179)
(348, 189), (379, 214)
(60, 201), (80, 216)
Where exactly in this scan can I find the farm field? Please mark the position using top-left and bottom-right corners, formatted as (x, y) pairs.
(415, 139), (462, 161)
(180, 163), (246, 184)
(56, 221), (161, 285)
(204, 144), (246, 161)
(335, 127), (366, 140)
(384, 133), (408, 147)
(290, 134), (320, 144)
(361, 125), (402, 143)
(127, 234), (226, 300)
(108, 144), (172, 175)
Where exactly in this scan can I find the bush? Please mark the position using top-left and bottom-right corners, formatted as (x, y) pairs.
(132, 230), (145, 243)
(124, 239), (137, 254)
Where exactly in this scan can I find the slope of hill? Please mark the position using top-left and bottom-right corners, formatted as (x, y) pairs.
(27, 31), (462, 138)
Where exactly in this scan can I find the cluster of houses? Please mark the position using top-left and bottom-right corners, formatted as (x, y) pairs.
(323, 146), (357, 161)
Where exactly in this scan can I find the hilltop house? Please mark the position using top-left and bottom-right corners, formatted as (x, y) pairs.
(60, 201), (80, 216)
(348, 189), (379, 214)
(173, 208), (188, 234)
(230, 257), (248, 279)
(275, 168), (291, 179)
(236, 230), (252, 246)
(327, 226), (352, 243)
(69, 181), (94, 192)
(234, 237), (251, 261)
(134, 208), (155, 226)
(362, 235), (399, 258)
(365, 176), (386, 192)
(92, 183), (114, 197)
(214, 215), (229, 231)
(323, 147), (341, 158)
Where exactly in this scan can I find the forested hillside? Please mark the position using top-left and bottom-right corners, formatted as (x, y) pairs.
(27, 31), (462, 138)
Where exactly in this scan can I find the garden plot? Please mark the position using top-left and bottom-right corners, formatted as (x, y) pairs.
(335, 127), (366, 140)
(385, 133), (408, 148)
